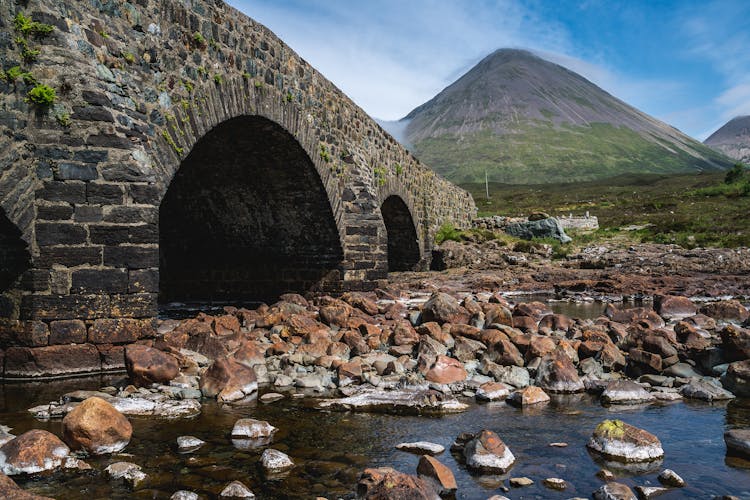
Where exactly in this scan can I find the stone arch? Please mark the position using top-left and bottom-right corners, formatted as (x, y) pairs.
(158, 113), (345, 304)
(380, 194), (421, 272)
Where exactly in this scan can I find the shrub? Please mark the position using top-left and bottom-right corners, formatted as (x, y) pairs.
(213, 74), (223, 85)
(192, 32), (207, 49)
(725, 162), (748, 184)
(26, 84), (56, 106)
(435, 223), (463, 244)
(13, 12), (54, 38)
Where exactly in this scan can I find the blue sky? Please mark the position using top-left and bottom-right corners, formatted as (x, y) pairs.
(231, 0), (750, 140)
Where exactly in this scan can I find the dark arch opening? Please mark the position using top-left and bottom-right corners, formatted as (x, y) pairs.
(159, 115), (344, 304)
(381, 195), (420, 272)
(0, 211), (30, 318)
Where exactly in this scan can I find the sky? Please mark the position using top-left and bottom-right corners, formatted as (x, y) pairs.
(231, 0), (750, 140)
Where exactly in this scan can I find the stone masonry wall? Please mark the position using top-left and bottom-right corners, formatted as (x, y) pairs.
(0, 0), (475, 377)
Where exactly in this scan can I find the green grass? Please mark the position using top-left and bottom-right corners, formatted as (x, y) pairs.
(462, 170), (750, 248)
(413, 122), (731, 184)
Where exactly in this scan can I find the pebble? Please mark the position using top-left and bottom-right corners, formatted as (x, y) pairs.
(171, 491), (199, 500)
(509, 477), (534, 487)
(219, 480), (255, 498)
(260, 392), (285, 403)
(658, 468), (685, 487)
(543, 478), (567, 490)
(634, 485), (669, 499)
(260, 448), (294, 473)
(549, 442), (568, 447)
(176, 436), (205, 452)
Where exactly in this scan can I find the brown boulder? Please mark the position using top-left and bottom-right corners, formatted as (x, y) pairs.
(124, 344), (179, 387)
(0, 430), (69, 475)
(62, 397), (132, 455)
(342, 329), (370, 356)
(536, 350), (584, 393)
(724, 360), (750, 397)
(653, 294), (697, 319)
(538, 313), (575, 333)
(425, 355), (467, 384)
(720, 325), (750, 361)
(482, 303), (513, 326)
(417, 455), (457, 496)
(512, 315), (538, 333)
(357, 467), (437, 499)
(482, 330), (524, 367)
(342, 292), (380, 316)
(513, 301), (553, 321)
(526, 335), (556, 361)
(319, 303), (352, 328)
(200, 356), (257, 401)
(0, 472), (54, 499)
(212, 314), (241, 335)
(453, 336), (487, 362)
(449, 323), (482, 340)
(421, 293), (470, 325)
(393, 321), (420, 346)
(699, 300), (749, 322)
(507, 386), (550, 406)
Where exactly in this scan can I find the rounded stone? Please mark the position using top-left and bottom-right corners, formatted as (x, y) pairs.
(62, 397), (132, 455)
(587, 419), (664, 463)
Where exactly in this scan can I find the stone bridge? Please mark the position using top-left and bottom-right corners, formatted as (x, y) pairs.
(0, 0), (475, 377)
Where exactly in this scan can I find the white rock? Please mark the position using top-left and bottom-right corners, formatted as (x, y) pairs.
(220, 480), (255, 498)
(395, 441), (445, 455)
(601, 380), (654, 405)
(260, 448), (294, 472)
(176, 436), (205, 452)
(105, 461), (147, 487)
(171, 491), (199, 500)
(231, 418), (277, 439)
(658, 468), (685, 487)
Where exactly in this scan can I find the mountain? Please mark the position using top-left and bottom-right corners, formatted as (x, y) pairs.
(394, 49), (732, 184)
(704, 116), (750, 164)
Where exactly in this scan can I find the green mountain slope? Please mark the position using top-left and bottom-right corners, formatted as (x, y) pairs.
(397, 49), (732, 184)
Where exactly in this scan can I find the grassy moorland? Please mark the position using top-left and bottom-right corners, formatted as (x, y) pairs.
(460, 164), (750, 248)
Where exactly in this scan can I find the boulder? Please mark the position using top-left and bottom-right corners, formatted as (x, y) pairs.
(657, 469), (685, 487)
(199, 356), (257, 401)
(720, 325), (750, 361)
(593, 482), (637, 500)
(425, 355), (467, 384)
(62, 396), (132, 455)
(171, 491), (199, 500)
(535, 350), (584, 393)
(653, 295), (696, 319)
(587, 420), (664, 462)
(722, 360), (750, 397)
(679, 379), (735, 401)
(725, 429), (750, 458)
(396, 442), (445, 455)
(504, 217), (572, 243)
(0, 472), (55, 499)
(601, 380), (654, 405)
(417, 455), (457, 496)
(124, 345), (179, 387)
(462, 430), (515, 473)
(698, 300), (749, 323)
(357, 467), (438, 499)
(0, 430), (70, 475)
(317, 387), (468, 414)
(507, 386), (550, 406)
(421, 293), (470, 325)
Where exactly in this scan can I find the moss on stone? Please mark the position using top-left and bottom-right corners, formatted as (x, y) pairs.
(594, 419), (626, 439)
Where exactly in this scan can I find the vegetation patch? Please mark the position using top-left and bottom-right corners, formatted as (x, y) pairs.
(26, 84), (56, 106)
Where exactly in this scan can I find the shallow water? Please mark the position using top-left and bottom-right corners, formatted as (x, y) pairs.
(4, 377), (750, 499)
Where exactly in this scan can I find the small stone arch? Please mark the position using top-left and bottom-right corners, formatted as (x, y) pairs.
(156, 107), (346, 304)
(0, 209), (31, 318)
(379, 194), (422, 272)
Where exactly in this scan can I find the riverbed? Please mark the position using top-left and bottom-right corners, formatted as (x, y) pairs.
(4, 375), (750, 499)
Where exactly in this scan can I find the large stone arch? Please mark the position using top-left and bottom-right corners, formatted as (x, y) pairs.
(158, 113), (345, 304)
(379, 195), (421, 272)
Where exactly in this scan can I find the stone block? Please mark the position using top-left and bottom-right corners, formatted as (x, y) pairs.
(71, 269), (128, 294)
(55, 163), (98, 181)
(89, 225), (130, 245)
(104, 246), (158, 269)
(129, 184), (160, 204)
(37, 205), (73, 220)
(128, 269), (159, 293)
(98, 343), (126, 370)
(38, 246), (102, 267)
(21, 294), (110, 321)
(5, 344), (101, 378)
(110, 294), (158, 318)
(103, 206), (158, 224)
(20, 270), (50, 291)
(86, 183), (125, 204)
(74, 205), (103, 223)
(0, 320), (49, 347)
(36, 181), (86, 203)
(128, 224), (157, 244)
(73, 150), (109, 163)
(88, 318), (146, 344)
(36, 223), (88, 246)
(49, 319), (88, 345)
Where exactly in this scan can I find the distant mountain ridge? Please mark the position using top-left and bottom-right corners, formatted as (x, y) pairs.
(704, 116), (750, 164)
(392, 49), (732, 184)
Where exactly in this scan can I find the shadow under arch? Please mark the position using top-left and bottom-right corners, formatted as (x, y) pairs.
(0, 211), (31, 318)
(159, 115), (344, 304)
(380, 195), (420, 271)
